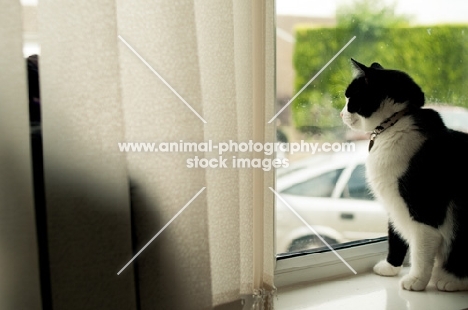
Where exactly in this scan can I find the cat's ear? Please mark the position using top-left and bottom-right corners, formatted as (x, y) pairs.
(350, 58), (368, 78)
(370, 62), (384, 69)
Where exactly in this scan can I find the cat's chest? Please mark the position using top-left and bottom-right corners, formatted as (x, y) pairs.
(366, 130), (425, 193)
(366, 147), (408, 213)
(365, 132), (426, 235)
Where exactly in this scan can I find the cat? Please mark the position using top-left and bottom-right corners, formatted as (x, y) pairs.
(341, 59), (468, 291)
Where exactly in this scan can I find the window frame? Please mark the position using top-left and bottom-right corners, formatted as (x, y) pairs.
(274, 152), (389, 285)
(274, 237), (390, 287)
(273, 5), (389, 288)
(273, 0), (468, 290)
(274, 158), (391, 287)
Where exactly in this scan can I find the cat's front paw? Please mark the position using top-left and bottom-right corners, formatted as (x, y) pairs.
(373, 260), (401, 277)
(400, 275), (428, 291)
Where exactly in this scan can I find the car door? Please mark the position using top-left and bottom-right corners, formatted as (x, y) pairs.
(333, 163), (387, 241)
(276, 167), (347, 250)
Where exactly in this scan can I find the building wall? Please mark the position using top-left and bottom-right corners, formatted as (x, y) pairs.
(276, 15), (335, 125)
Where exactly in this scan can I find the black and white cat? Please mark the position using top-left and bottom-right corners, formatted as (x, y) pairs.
(341, 59), (468, 291)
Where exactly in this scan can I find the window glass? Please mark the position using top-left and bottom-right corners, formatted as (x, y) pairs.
(341, 164), (373, 200)
(281, 169), (344, 197)
(275, 0), (468, 255)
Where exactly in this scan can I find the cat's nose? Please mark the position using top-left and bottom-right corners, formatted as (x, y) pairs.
(340, 111), (343, 118)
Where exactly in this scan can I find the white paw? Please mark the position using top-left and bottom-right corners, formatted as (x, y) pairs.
(400, 275), (428, 291)
(436, 279), (461, 291)
(373, 260), (401, 277)
(435, 274), (468, 291)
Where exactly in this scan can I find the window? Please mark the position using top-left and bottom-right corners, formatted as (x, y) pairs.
(281, 168), (344, 197)
(341, 164), (373, 200)
(274, 0), (468, 286)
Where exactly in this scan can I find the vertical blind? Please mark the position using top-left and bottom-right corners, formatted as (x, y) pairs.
(0, 1), (42, 309)
(0, 0), (275, 309)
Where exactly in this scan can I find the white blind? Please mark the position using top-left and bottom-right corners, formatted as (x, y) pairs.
(0, 1), (277, 309)
(0, 1), (41, 309)
(39, 0), (137, 308)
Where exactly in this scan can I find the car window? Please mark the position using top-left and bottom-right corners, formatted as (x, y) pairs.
(341, 164), (373, 200)
(281, 168), (344, 197)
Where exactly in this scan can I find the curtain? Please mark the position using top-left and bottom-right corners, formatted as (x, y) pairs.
(0, 1), (42, 309)
(0, 0), (275, 309)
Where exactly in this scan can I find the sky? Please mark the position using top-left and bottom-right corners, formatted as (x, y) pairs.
(276, 0), (468, 25)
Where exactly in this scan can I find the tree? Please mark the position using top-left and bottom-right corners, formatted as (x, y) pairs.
(336, 0), (411, 38)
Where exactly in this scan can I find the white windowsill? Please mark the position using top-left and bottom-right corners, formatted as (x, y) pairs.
(275, 267), (468, 310)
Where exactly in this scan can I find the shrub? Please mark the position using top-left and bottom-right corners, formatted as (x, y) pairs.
(292, 26), (468, 128)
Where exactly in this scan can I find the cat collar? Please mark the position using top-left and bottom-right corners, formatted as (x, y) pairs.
(369, 108), (410, 152)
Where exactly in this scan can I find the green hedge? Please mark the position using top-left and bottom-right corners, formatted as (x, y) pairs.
(292, 26), (468, 128)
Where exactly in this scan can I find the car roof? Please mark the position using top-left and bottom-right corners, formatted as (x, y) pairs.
(425, 104), (468, 113)
(424, 104), (468, 132)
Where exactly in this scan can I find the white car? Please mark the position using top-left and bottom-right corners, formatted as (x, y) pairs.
(276, 106), (468, 254)
(276, 141), (388, 254)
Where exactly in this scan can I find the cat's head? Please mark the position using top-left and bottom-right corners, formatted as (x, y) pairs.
(341, 59), (425, 132)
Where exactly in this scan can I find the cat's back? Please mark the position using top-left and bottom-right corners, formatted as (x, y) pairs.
(412, 107), (447, 135)
(400, 108), (468, 215)
(410, 108), (468, 167)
